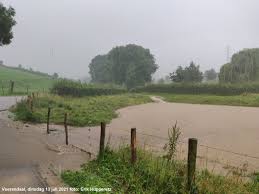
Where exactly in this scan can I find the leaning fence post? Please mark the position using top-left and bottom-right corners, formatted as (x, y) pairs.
(10, 80), (14, 94)
(99, 122), (106, 158)
(64, 113), (68, 145)
(187, 138), (198, 191)
(131, 128), (137, 164)
(47, 107), (51, 134)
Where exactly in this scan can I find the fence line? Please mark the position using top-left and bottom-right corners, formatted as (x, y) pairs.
(110, 127), (259, 160)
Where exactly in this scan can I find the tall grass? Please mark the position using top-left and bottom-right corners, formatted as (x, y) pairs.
(61, 147), (259, 194)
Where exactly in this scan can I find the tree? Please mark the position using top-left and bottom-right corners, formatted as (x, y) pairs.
(169, 62), (203, 83)
(52, 72), (59, 79)
(89, 44), (158, 88)
(0, 3), (16, 46)
(204, 68), (217, 81)
(218, 48), (259, 83)
(157, 78), (165, 84)
(169, 66), (184, 82)
(89, 55), (112, 83)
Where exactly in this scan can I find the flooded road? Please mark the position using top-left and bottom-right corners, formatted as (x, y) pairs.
(0, 96), (22, 111)
(1, 95), (258, 176)
(0, 97), (89, 192)
(65, 97), (259, 173)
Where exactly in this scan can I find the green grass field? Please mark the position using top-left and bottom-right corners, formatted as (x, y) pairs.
(0, 65), (55, 95)
(11, 93), (152, 126)
(151, 93), (259, 107)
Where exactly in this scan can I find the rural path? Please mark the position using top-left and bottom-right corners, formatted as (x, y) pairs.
(0, 97), (90, 193)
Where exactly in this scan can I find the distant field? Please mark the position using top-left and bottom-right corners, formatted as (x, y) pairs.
(0, 65), (55, 95)
(151, 93), (259, 107)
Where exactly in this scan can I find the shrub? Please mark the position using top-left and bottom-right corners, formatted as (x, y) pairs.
(51, 80), (126, 97)
(133, 83), (259, 96)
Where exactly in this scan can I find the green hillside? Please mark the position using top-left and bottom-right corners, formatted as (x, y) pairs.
(0, 65), (56, 95)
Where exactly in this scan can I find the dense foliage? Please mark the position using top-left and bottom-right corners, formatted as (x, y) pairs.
(89, 44), (158, 89)
(133, 83), (259, 95)
(51, 80), (126, 97)
(0, 3), (16, 46)
(169, 62), (203, 83)
(219, 48), (259, 83)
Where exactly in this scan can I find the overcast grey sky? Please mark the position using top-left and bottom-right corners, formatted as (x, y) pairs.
(0, 0), (259, 79)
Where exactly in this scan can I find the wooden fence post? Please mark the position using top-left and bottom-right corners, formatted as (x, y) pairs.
(10, 80), (14, 94)
(64, 113), (68, 145)
(187, 138), (198, 191)
(131, 128), (137, 164)
(30, 97), (33, 112)
(99, 122), (106, 158)
(47, 107), (51, 134)
(1, 85), (4, 95)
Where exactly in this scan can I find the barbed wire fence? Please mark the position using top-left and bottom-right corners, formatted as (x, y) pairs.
(43, 108), (259, 177)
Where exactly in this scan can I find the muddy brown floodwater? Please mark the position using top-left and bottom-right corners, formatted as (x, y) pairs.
(58, 96), (259, 174)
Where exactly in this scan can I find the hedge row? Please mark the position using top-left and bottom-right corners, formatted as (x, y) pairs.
(132, 83), (259, 95)
(51, 80), (126, 97)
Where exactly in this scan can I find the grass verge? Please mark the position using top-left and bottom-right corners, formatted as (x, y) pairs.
(61, 147), (259, 194)
(11, 93), (152, 126)
(151, 93), (259, 107)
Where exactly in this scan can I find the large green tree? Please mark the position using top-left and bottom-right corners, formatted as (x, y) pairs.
(89, 55), (112, 83)
(89, 44), (158, 88)
(0, 3), (16, 46)
(170, 61), (203, 83)
(219, 48), (259, 83)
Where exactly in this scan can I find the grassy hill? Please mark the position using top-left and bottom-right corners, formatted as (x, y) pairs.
(0, 65), (56, 95)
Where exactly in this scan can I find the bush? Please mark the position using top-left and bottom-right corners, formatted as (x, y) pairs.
(12, 100), (41, 122)
(51, 80), (126, 97)
(132, 83), (259, 95)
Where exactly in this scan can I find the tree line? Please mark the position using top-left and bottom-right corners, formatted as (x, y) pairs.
(2, 3), (259, 88)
